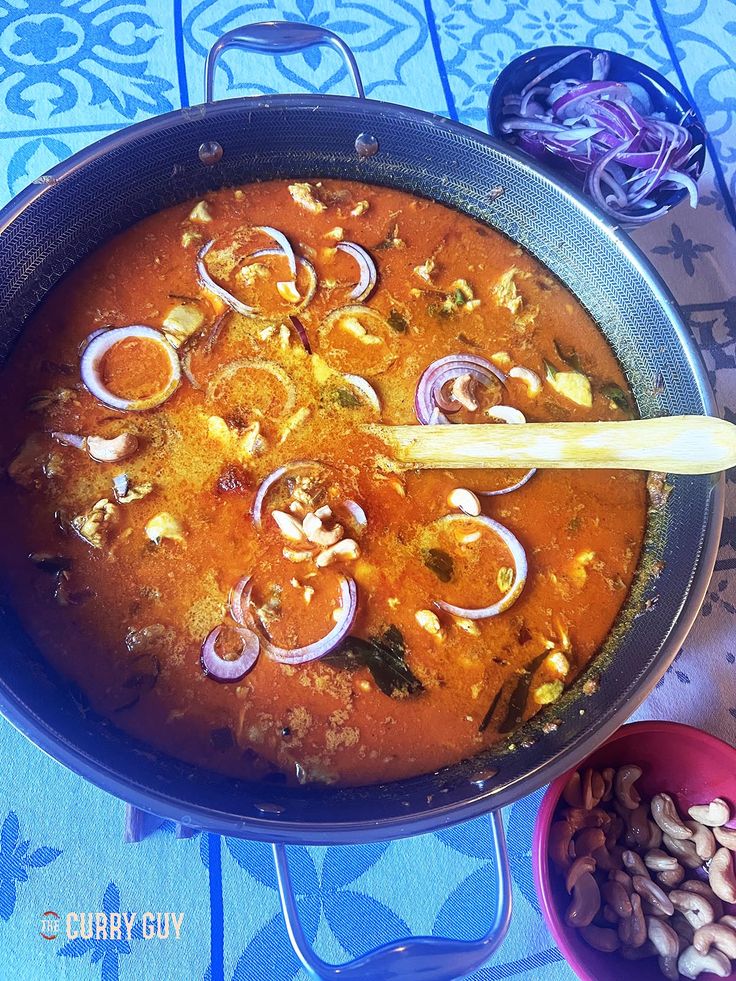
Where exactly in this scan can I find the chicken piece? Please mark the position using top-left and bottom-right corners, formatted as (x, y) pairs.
(288, 182), (326, 214)
(72, 499), (118, 549)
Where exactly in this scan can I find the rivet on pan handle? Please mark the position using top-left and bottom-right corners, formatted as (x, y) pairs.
(204, 21), (366, 103)
(272, 810), (513, 981)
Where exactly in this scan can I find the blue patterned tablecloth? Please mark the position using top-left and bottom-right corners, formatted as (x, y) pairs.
(0, 2), (734, 980)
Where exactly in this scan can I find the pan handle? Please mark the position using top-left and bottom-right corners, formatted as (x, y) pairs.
(272, 810), (512, 981)
(205, 21), (366, 103)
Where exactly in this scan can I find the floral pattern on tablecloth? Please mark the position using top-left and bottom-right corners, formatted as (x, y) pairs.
(0, 2), (733, 979)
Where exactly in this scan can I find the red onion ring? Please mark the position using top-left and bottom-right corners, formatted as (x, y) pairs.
(289, 315), (312, 353)
(434, 514), (527, 620)
(228, 574), (251, 626)
(415, 354), (506, 425)
(336, 241), (377, 302)
(253, 225), (297, 279)
(200, 624), (259, 682)
(51, 431), (86, 449)
(479, 405), (537, 497)
(242, 575), (358, 665)
(250, 248), (317, 312)
(197, 241), (257, 317)
(251, 460), (326, 530)
(342, 373), (381, 412)
(79, 325), (181, 412)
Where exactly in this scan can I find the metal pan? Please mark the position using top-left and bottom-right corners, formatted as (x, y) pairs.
(0, 23), (722, 979)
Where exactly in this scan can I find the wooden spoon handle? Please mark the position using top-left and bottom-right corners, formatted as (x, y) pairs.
(369, 416), (736, 475)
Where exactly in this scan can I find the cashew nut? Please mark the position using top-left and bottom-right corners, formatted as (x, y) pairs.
(655, 865), (685, 889)
(686, 819), (717, 861)
(594, 845), (624, 872)
(622, 849), (650, 878)
(573, 827), (606, 858)
(86, 432), (139, 463)
(602, 904), (619, 924)
(658, 955), (679, 981)
(678, 944), (731, 979)
(647, 820), (663, 850)
(601, 879), (633, 918)
(580, 924), (620, 952)
(652, 793), (693, 840)
(709, 847), (736, 904)
(671, 911), (696, 944)
(662, 832), (702, 869)
(647, 917), (680, 978)
(302, 511), (344, 547)
(621, 940), (657, 960)
(625, 803), (652, 849)
(614, 764), (643, 810)
(605, 815), (625, 849)
(633, 875), (674, 916)
(565, 871), (600, 927)
(688, 798), (731, 828)
(567, 767), (604, 810)
(562, 770), (584, 808)
(721, 915), (736, 931)
(670, 890), (716, 928)
(656, 864), (685, 888)
(714, 824), (736, 851)
(618, 892), (646, 948)
(609, 869), (635, 895)
(681, 880), (724, 921)
(644, 848), (679, 872)
(565, 855), (596, 893)
(601, 767), (615, 802)
(549, 820), (574, 870)
(693, 921), (736, 958)
(563, 806), (610, 831)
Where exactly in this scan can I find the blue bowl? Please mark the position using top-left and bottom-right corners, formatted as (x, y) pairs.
(488, 45), (706, 222)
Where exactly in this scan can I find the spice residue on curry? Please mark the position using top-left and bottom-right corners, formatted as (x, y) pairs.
(0, 179), (647, 786)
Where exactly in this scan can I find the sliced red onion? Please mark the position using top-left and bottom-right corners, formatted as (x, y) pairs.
(251, 460), (325, 530)
(501, 50), (702, 223)
(479, 405), (537, 496)
(201, 624), (259, 681)
(197, 241), (257, 317)
(415, 355), (506, 425)
(80, 325), (181, 412)
(206, 358), (296, 417)
(479, 468), (537, 498)
(343, 373), (381, 412)
(78, 326), (111, 356)
(252, 225), (297, 279)
(343, 499), (367, 533)
(51, 431), (86, 449)
(250, 248), (317, 312)
(243, 575), (358, 665)
(336, 241), (377, 302)
(289, 315), (312, 353)
(228, 574), (251, 626)
(434, 514), (527, 620)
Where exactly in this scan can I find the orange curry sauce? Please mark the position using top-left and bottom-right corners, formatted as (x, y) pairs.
(0, 180), (646, 786)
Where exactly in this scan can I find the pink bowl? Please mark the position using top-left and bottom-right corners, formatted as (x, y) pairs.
(533, 721), (736, 981)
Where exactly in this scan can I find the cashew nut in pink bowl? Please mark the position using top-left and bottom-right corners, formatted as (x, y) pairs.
(534, 721), (736, 981)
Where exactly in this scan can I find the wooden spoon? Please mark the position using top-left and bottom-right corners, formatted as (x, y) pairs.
(368, 415), (736, 475)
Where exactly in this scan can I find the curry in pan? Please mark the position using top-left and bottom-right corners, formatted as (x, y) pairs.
(0, 179), (646, 786)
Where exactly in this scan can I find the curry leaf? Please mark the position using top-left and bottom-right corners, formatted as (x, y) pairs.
(387, 309), (408, 333)
(423, 548), (454, 583)
(553, 340), (583, 373)
(324, 627), (424, 697)
(600, 383), (629, 412)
